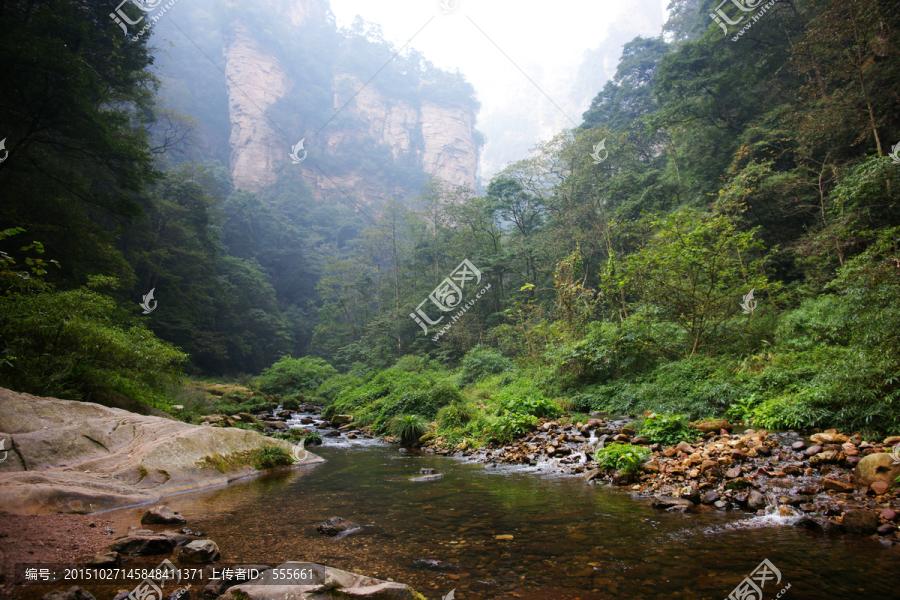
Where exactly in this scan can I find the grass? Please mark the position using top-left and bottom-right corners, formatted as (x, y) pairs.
(388, 414), (429, 445)
(250, 444), (294, 470)
(593, 443), (650, 474)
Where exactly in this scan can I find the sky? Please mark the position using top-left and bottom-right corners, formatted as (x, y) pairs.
(329, 0), (636, 115)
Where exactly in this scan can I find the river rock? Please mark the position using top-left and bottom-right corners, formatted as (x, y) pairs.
(331, 414), (354, 426)
(317, 517), (360, 537)
(650, 497), (695, 511)
(795, 516), (844, 535)
(792, 441), (806, 451)
(419, 468), (437, 475)
(823, 478), (854, 493)
(108, 533), (177, 556)
(870, 481), (889, 495)
(877, 523), (897, 536)
(218, 562), (423, 600)
(410, 473), (443, 482)
(176, 539), (220, 563)
(747, 490), (767, 510)
(856, 453), (900, 485)
(701, 491), (720, 505)
(883, 436), (900, 446)
(804, 445), (823, 457)
(41, 587), (97, 600)
(692, 419), (733, 434)
(842, 509), (879, 536)
(810, 432), (849, 444)
(141, 505), (186, 525)
(881, 508), (898, 521)
(323, 430), (341, 437)
(675, 441), (695, 455)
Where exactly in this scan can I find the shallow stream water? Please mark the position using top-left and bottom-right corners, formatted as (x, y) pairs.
(110, 437), (898, 600)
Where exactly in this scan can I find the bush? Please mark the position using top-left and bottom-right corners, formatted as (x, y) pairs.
(484, 412), (538, 443)
(250, 444), (294, 470)
(303, 431), (323, 446)
(494, 378), (560, 419)
(388, 414), (428, 444)
(257, 356), (337, 396)
(436, 402), (471, 429)
(457, 346), (514, 386)
(637, 412), (693, 445)
(315, 373), (363, 405)
(594, 443), (650, 474)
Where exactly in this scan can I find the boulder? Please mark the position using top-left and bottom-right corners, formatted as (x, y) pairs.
(316, 517), (360, 537)
(701, 491), (720, 505)
(331, 415), (354, 426)
(175, 539), (220, 563)
(141, 505), (187, 525)
(870, 481), (889, 496)
(650, 497), (695, 511)
(842, 510), (879, 536)
(795, 516), (844, 535)
(692, 419), (733, 434)
(747, 490), (767, 510)
(41, 587), (97, 600)
(108, 533), (177, 556)
(883, 436), (900, 446)
(856, 453), (900, 485)
(218, 562), (424, 600)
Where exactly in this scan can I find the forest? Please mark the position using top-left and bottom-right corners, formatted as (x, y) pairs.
(1, 0), (899, 445)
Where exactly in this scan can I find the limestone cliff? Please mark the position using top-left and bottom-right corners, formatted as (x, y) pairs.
(221, 0), (479, 202)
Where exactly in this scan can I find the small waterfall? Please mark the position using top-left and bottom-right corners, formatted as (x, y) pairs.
(763, 491), (799, 520)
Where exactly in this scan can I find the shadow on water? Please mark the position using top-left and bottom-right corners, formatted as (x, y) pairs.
(111, 444), (899, 599)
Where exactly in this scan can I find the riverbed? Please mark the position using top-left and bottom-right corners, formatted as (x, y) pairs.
(108, 437), (898, 600)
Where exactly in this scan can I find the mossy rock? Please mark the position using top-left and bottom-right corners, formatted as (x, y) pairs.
(725, 478), (752, 491)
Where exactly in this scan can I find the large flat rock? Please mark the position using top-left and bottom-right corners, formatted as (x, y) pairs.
(0, 387), (323, 515)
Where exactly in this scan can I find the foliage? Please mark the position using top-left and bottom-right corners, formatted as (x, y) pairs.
(436, 402), (472, 429)
(315, 373), (364, 405)
(250, 444), (294, 470)
(493, 378), (560, 419)
(388, 414), (429, 445)
(457, 346), (515, 386)
(593, 443), (650, 474)
(484, 412), (538, 444)
(637, 413), (693, 445)
(257, 356), (338, 397)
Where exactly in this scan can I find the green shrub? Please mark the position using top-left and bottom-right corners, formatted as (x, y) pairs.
(257, 356), (337, 396)
(637, 412), (693, 445)
(388, 414), (428, 444)
(250, 444), (294, 470)
(457, 346), (514, 386)
(302, 431), (323, 446)
(436, 402), (471, 429)
(494, 378), (560, 419)
(485, 412), (538, 443)
(593, 443), (650, 474)
(315, 373), (363, 405)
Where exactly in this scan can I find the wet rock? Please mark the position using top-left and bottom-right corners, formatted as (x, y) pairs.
(41, 587), (97, 600)
(700, 460), (719, 475)
(331, 414), (353, 426)
(675, 441), (695, 455)
(108, 533), (176, 556)
(883, 436), (900, 446)
(856, 453), (900, 485)
(823, 478), (855, 493)
(323, 430), (341, 437)
(611, 471), (633, 485)
(650, 497), (695, 510)
(141, 505), (187, 526)
(842, 510), (879, 536)
(796, 516), (844, 535)
(810, 432), (849, 444)
(584, 470), (602, 482)
(747, 490), (767, 510)
(870, 481), (889, 495)
(86, 552), (120, 567)
(692, 419), (733, 434)
(346, 433), (357, 439)
(701, 491), (720, 505)
(419, 468), (437, 475)
(317, 517), (360, 537)
(714, 500), (728, 510)
(176, 540), (220, 563)
(725, 466), (742, 479)
(804, 445), (823, 457)
(782, 465), (801, 476)
(640, 460), (660, 474)
(881, 508), (898, 521)
(877, 523), (897, 536)
(792, 441), (806, 451)
(410, 473), (443, 482)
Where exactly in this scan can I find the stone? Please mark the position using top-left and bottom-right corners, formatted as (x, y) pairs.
(494, 534), (514, 540)
(175, 540), (220, 563)
(701, 490), (720, 505)
(856, 453), (900, 485)
(700, 460), (719, 475)
(612, 471), (632, 486)
(882, 436), (900, 446)
(217, 562), (425, 600)
(823, 478), (854, 493)
(86, 552), (120, 568)
(810, 433), (849, 444)
(640, 460), (660, 473)
(877, 523), (897, 536)
(782, 465), (801, 476)
(842, 510), (879, 536)
(870, 481), (889, 495)
(692, 419), (733, 434)
(409, 473), (443, 482)
(141, 505), (187, 526)
(419, 468), (437, 475)
(108, 534), (176, 556)
(323, 430), (341, 437)
(804, 445), (823, 457)
(881, 508), (898, 521)
(650, 497), (695, 510)
(725, 466), (742, 479)
(675, 441), (695, 455)
(795, 516), (844, 535)
(41, 587), (97, 600)
(747, 490), (767, 510)
(317, 517), (360, 537)
(791, 441), (806, 451)
(331, 414), (354, 426)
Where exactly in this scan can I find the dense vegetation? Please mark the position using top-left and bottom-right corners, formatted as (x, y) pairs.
(2, 0), (899, 438)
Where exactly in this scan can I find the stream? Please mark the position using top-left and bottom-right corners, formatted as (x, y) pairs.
(107, 417), (899, 600)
